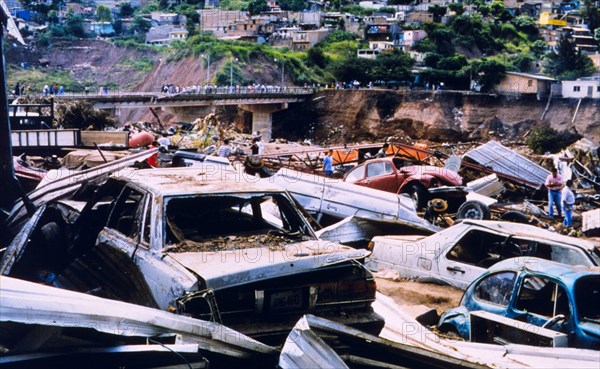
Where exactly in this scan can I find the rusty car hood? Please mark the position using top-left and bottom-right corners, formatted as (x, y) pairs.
(166, 240), (371, 290)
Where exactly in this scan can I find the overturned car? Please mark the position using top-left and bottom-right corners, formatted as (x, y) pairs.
(1, 167), (384, 343)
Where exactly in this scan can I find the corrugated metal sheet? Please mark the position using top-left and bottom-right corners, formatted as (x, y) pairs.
(463, 141), (550, 188)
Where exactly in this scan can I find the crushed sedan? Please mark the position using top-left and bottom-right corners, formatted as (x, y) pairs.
(437, 258), (600, 350)
(366, 220), (600, 290)
(1, 167), (384, 343)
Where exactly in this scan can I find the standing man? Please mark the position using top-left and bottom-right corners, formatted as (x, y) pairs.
(323, 150), (334, 177)
(375, 143), (389, 158)
(561, 179), (575, 227)
(545, 167), (563, 218)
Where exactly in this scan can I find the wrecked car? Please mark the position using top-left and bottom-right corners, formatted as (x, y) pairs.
(1, 167), (384, 343)
(366, 220), (600, 289)
(342, 157), (463, 208)
(437, 258), (600, 350)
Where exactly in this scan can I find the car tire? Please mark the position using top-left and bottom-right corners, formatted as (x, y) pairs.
(406, 184), (428, 210)
(457, 200), (491, 220)
(499, 211), (530, 224)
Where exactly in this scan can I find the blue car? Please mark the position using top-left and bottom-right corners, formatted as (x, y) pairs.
(438, 258), (600, 350)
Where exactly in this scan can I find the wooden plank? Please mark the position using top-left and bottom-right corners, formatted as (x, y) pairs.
(80, 131), (129, 147)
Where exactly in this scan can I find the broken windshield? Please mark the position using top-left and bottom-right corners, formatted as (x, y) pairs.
(574, 276), (600, 324)
(163, 192), (314, 252)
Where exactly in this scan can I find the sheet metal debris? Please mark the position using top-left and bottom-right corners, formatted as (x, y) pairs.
(463, 141), (550, 188)
(0, 276), (277, 367)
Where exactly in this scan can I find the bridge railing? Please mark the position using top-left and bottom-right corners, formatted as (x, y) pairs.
(9, 86), (315, 100)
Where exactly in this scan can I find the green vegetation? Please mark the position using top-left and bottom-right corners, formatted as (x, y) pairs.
(544, 36), (595, 80)
(6, 65), (85, 93)
(119, 56), (156, 72)
(527, 127), (581, 154)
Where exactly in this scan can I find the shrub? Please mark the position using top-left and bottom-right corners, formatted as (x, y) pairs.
(527, 127), (581, 154)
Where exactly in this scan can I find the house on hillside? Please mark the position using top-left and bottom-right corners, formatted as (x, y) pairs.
(291, 28), (332, 50)
(561, 78), (600, 99)
(90, 22), (115, 36)
(495, 72), (556, 98)
(145, 25), (188, 45)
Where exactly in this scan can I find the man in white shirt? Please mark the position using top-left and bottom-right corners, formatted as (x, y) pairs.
(561, 179), (575, 227)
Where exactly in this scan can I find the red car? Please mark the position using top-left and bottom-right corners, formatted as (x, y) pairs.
(343, 157), (463, 208)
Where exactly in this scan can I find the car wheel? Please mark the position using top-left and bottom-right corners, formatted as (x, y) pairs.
(457, 200), (491, 220)
(499, 211), (530, 224)
(406, 184), (428, 210)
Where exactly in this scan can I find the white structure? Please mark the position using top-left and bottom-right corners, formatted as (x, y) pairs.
(145, 25), (188, 45)
(561, 78), (600, 98)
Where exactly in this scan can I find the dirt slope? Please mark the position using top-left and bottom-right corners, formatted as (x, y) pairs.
(7, 39), (598, 144)
(277, 90), (600, 144)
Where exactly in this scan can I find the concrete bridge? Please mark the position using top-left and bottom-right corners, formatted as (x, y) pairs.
(53, 87), (315, 140)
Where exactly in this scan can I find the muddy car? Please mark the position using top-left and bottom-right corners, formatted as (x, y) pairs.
(366, 220), (600, 290)
(438, 258), (600, 350)
(1, 167), (384, 343)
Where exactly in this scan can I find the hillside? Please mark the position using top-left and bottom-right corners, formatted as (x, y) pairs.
(5, 39), (599, 144)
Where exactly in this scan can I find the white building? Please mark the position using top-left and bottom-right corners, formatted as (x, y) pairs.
(561, 78), (600, 99)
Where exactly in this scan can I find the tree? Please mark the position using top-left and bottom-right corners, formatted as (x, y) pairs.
(370, 50), (414, 82)
(428, 5), (447, 22)
(131, 15), (152, 34)
(447, 3), (464, 15)
(545, 36), (595, 79)
(64, 12), (87, 37)
(96, 5), (113, 22)
(120, 2), (135, 18)
(307, 47), (327, 68)
(248, 0), (269, 15)
(471, 58), (506, 92)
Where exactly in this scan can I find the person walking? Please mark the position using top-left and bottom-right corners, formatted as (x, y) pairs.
(545, 167), (563, 218)
(323, 150), (334, 177)
(561, 179), (575, 227)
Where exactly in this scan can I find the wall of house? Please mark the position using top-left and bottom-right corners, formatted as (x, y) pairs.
(496, 75), (539, 94)
(561, 80), (600, 98)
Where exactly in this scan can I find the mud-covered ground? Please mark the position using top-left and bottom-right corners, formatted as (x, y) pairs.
(375, 277), (464, 318)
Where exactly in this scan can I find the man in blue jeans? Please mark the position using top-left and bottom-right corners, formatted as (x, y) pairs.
(545, 167), (563, 218)
(561, 179), (575, 227)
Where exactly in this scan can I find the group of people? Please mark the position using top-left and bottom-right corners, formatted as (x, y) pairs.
(545, 167), (576, 227)
(213, 133), (265, 158)
(42, 84), (64, 96)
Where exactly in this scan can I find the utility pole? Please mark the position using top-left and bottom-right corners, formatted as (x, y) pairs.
(0, 1), (33, 215)
(230, 57), (238, 88)
(202, 54), (211, 84)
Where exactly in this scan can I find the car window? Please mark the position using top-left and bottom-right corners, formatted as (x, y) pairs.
(163, 193), (314, 251)
(366, 162), (393, 178)
(345, 166), (365, 182)
(516, 276), (570, 319)
(141, 199), (152, 246)
(446, 230), (508, 267)
(107, 186), (145, 240)
(473, 271), (516, 306)
(574, 276), (600, 323)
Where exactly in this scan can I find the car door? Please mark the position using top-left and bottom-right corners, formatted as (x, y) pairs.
(437, 228), (501, 289)
(511, 274), (574, 335)
(92, 185), (163, 308)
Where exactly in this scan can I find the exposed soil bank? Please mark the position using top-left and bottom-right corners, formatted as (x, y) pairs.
(275, 90), (600, 144)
